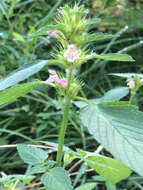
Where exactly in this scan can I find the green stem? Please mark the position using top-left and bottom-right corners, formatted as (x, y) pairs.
(56, 67), (73, 167)
(6, 15), (13, 34)
(67, 67), (73, 90)
(56, 97), (71, 166)
(129, 91), (135, 104)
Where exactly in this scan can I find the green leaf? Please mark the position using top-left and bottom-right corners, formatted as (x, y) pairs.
(0, 81), (42, 105)
(13, 32), (25, 42)
(30, 165), (46, 174)
(0, 0), (8, 15)
(110, 73), (143, 79)
(0, 175), (34, 184)
(77, 149), (131, 184)
(75, 183), (96, 190)
(17, 144), (48, 165)
(102, 87), (129, 101)
(106, 182), (116, 190)
(73, 87), (129, 109)
(81, 102), (143, 177)
(73, 162), (87, 187)
(64, 151), (77, 167)
(87, 34), (113, 42)
(0, 60), (47, 91)
(92, 175), (105, 182)
(73, 100), (89, 108)
(88, 53), (135, 62)
(30, 24), (60, 37)
(86, 18), (101, 25)
(41, 167), (73, 190)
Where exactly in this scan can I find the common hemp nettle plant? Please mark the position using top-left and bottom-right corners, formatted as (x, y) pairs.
(1, 4), (143, 190)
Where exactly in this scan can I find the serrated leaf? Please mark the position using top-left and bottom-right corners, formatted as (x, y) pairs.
(0, 81), (42, 105)
(0, 60), (47, 91)
(77, 149), (131, 184)
(75, 183), (96, 190)
(88, 53), (134, 62)
(110, 73), (143, 79)
(17, 144), (48, 165)
(41, 167), (73, 190)
(102, 87), (129, 101)
(81, 102), (143, 177)
(73, 87), (129, 109)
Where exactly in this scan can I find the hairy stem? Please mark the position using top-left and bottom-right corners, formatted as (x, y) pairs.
(56, 68), (73, 167)
(129, 91), (135, 104)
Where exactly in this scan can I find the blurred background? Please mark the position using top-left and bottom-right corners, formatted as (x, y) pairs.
(0, 0), (143, 189)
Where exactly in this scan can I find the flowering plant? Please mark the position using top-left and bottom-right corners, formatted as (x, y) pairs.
(1, 4), (143, 190)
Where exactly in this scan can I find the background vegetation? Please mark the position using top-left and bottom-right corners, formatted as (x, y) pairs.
(1, 0), (143, 189)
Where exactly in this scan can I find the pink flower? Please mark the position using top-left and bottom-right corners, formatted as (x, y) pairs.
(46, 75), (59, 83)
(140, 78), (143, 83)
(58, 78), (67, 87)
(47, 30), (59, 37)
(48, 69), (57, 75)
(46, 70), (59, 83)
(127, 80), (135, 88)
(46, 70), (67, 88)
(64, 44), (79, 62)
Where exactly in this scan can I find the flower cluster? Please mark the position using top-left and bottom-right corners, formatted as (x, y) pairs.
(127, 78), (143, 88)
(46, 70), (67, 87)
(64, 44), (79, 62)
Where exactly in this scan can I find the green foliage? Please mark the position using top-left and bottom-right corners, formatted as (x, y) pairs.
(41, 167), (73, 190)
(101, 87), (129, 101)
(64, 151), (77, 167)
(89, 53), (135, 62)
(0, 0), (8, 15)
(0, 81), (42, 105)
(12, 32), (25, 42)
(77, 149), (131, 184)
(1, 1), (143, 190)
(30, 164), (46, 174)
(17, 144), (48, 165)
(75, 183), (96, 190)
(86, 33), (114, 43)
(110, 73), (143, 79)
(106, 181), (116, 190)
(74, 86), (129, 108)
(81, 101), (143, 177)
(0, 174), (34, 185)
(0, 61), (47, 91)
